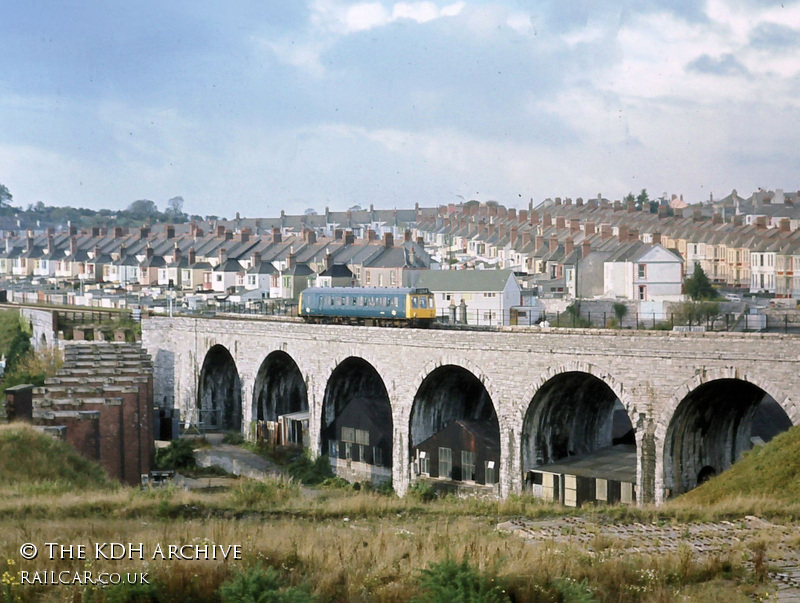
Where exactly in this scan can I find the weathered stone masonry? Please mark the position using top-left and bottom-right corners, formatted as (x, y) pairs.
(142, 316), (800, 503)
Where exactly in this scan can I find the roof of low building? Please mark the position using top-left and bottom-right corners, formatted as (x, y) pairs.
(414, 269), (516, 292)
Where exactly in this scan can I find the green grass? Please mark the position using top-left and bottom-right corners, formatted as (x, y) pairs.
(678, 425), (800, 506)
(0, 423), (115, 492)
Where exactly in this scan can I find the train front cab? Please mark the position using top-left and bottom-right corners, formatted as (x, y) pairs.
(406, 290), (436, 321)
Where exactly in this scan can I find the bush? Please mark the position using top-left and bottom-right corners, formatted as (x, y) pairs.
(287, 451), (333, 485)
(154, 439), (197, 470)
(222, 432), (245, 445)
(219, 564), (315, 603)
(412, 557), (509, 603)
(409, 481), (436, 503)
(231, 478), (298, 508)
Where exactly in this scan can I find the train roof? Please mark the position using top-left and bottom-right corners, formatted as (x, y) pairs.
(302, 286), (430, 295)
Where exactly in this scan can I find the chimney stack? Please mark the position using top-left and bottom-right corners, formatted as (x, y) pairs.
(173, 244), (181, 264)
(218, 248), (227, 265)
(404, 230), (412, 242)
(581, 239), (591, 258)
(324, 253), (333, 272)
(507, 208), (516, 220)
(139, 226), (150, 239)
(165, 224), (175, 239)
(519, 209), (528, 223)
(345, 231), (355, 245)
(534, 235), (544, 251)
(652, 232), (662, 246)
(384, 232), (394, 248)
(188, 247), (196, 265)
(287, 252), (296, 269)
(303, 229), (316, 245)
(91, 226), (100, 237)
(779, 218), (791, 233)
(252, 251), (261, 267)
(555, 216), (566, 230)
(542, 213), (552, 229)
(146, 245), (154, 260)
(549, 234), (558, 253)
(366, 229), (377, 242)
(570, 219), (580, 235)
(271, 227), (282, 243)
(565, 237), (574, 256)
(216, 225), (226, 237)
(600, 224), (612, 240)
(585, 221), (596, 236)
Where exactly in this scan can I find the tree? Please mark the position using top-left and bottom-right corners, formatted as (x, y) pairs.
(624, 192), (635, 205)
(166, 196), (184, 217)
(613, 302), (628, 326)
(127, 199), (158, 220)
(0, 183), (12, 207)
(635, 189), (649, 211)
(684, 264), (718, 300)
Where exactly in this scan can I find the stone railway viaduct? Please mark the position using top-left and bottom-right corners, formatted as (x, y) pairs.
(142, 316), (800, 504)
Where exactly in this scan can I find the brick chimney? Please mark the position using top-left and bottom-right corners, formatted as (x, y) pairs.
(570, 219), (580, 235)
(755, 216), (767, 230)
(652, 232), (662, 246)
(521, 231), (531, 247)
(239, 228), (251, 244)
(188, 247), (196, 265)
(507, 208), (516, 220)
(216, 224), (226, 237)
(70, 237), (77, 256)
(498, 224), (506, 240)
(488, 223), (496, 237)
(779, 218), (791, 233)
(218, 248), (227, 264)
(287, 252), (296, 269)
(324, 253), (333, 272)
(565, 237), (574, 256)
(26, 234), (33, 253)
(271, 227), (282, 243)
(252, 251), (261, 267)
(510, 226), (518, 245)
(732, 215), (743, 227)
(628, 228), (639, 242)
(91, 226), (100, 237)
(303, 229), (316, 245)
(693, 208), (702, 222)
(555, 216), (566, 230)
(617, 225), (629, 243)
(404, 230), (412, 242)
(613, 200), (622, 212)
(549, 234), (558, 253)
(165, 224), (175, 239)
(113, 227), (123, 239)
(542, 213), (552, 229)
(118, 244), (127, 259)
(366, 229), (377, 242)
(139, 226), (150, 239)
(585, 222), (596, 236)
(190, 221), (198, 237)
(173, 244), (181, 264)
(345, 232), (355, 245)
(478, 221), (486, 236)
(69, 225), (78, 236)
(145, 245), (153, 260)
(581, 239), (591, 258)
(626, 200), (636, 213)
(384, 232), (393, 248)
(600, 224), (612, 240)
(658, 205), (668, 219)
(576, 197), (584, 207)
(530, 210), (540, 226)
(92, 244), (100, 259)
(535, 235), (544, 251)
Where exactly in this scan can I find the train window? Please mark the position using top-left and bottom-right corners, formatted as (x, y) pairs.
(361, 296), (368, 306)
(352, 297), (357, 305)
(327, 296), (334, 306)
(368, 297), (375, 306)
(392, 297), (399, 307)
(411, 296), (419, 308)
(419, 297), (427, 309)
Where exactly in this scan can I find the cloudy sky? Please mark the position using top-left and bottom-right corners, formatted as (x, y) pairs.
(1, 1), (799, 218)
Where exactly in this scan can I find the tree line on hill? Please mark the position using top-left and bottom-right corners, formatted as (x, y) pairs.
(0, 182), (221, 231)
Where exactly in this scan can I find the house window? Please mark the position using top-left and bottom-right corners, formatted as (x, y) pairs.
(485, 461), (496, 485)
(344, 442), (352, 460)
(378, 274), (384, 287)
(328, 440), (339, 458)
(390, 272), (396, 286)
(355, 429), (369, 445)
(373, 446), (383, 466)
(638, 285), (647, 300)
(461, 450), (476, 482)
(365, 270), (371, 285)
(637, 264), (646, 279)
(418, 452), (429, 475)
(439, 447), (452, 479)
(341, 427), (354, 442)
(215, 274), (222, 282)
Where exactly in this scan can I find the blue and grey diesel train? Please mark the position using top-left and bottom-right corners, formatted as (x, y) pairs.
(298, 287), (436, 326)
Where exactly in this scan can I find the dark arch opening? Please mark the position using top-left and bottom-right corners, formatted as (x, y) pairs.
(697, 465), (716, 485)
(521, 372), (635, 501)
(664, 378), (792, 497)
(197, 344), (242, 431)
(321, 357), (393, 472)
(522, 372), (633, 469)
(252, 351), (308, 422)
(409, 365), (499, 485)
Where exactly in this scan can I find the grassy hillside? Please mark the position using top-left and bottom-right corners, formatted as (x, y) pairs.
(678, 424), (800, 506)
(0, 423), (114, 492)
